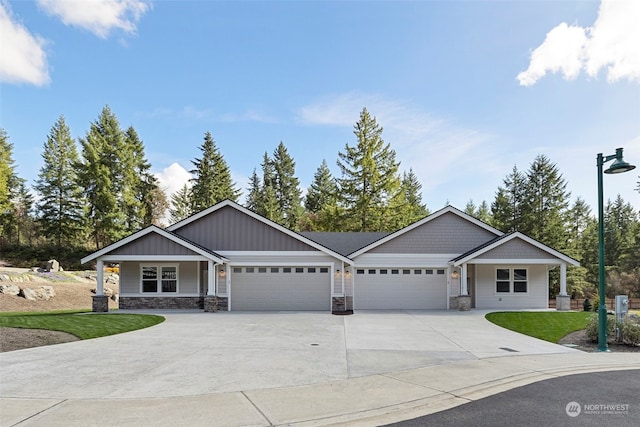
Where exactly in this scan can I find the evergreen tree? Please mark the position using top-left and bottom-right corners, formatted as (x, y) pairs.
(464, 200), (477, 217)
(169, 184), (192, 224)
(604, 195), (638, 270)
(269, 142), (302, 229)
(565, 198), (593, 298)
(34, 116), (85, 248)
(336, 108), (401, 231)
(144, 185), (170, 227)
(476, 201), (492, 224)
(304, 159), (344, 231)
(256, 152), (280, 222)
(78, 106), (127, 249)
(385, 168), (428, 229)
(491, 166), (526, 232)
(245, 169), (262, 212)
(190, 132), (239, 212)
(12, 179), (36, 245)
(520, 155), (571, 250)
(0, 129), (18, 245)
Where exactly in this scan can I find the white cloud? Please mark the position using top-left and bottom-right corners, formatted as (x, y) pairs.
(518, 0), (640, 86)
(297, 92), (498, 204)
(37, 0), (151, 39)
(154, 162), (191, 199)
(0, 2), (50, 86)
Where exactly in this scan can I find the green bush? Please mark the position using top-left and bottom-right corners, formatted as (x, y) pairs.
(585, 313), (617, 342)
(620, 317), (640, 346)
(583, 298), (592, 312)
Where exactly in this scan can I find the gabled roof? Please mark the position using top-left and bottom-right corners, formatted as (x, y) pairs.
(168, 200), (354, 265)
(81, 225), (227, 265)
(300, 232), (391, 257)
(348, 205), (503, 258)
(450, 231), (580, 266)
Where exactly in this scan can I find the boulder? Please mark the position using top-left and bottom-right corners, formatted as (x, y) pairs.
(0, 284), (21, 295)
(46, 259), (60, 272)
(19, 287), (38, 301)
(0, 274), (10, 282)
(9, 275), (24, 283)
(37, 286), (56, 299)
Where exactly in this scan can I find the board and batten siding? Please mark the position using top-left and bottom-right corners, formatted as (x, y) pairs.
(475, 238), (555, 260)
(474, 264), (548, 309)
(108, 232), (200, 256)
(174, 205), (317, 252)
(119, 261), (200, 295)
(369, 212), (498, 254)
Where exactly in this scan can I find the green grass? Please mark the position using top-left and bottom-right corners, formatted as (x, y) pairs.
(0, 311), (165, 340)
(485, 311), (592, 343)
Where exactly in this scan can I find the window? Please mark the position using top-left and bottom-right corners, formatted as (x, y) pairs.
(141, 265), (178, 293)
(514, 269), (528, 293)
(271, 267), (279, 273)
(295, 267), (304, 273)
(357, 269), (365, 275)
(414, 269), (422, 275)
(368, 269), (376, 274)
(246, 267), (254, 273)
(496, 268), (527, 293)
(403, 269), (411, 275)
(233, 267), (242, 273)
(258, 267), (267, 273)
(320, 267), (329, 273)
(308, 267), (316, 273)
(437, 269), (445, 275)
(391, 269), (399, 275)
(426, 269), (433, 275)
(283, 267), (292, 273)
(380, 269), (388, 274)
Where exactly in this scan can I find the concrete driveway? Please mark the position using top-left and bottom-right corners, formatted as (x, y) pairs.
(0, 310), (578, 400)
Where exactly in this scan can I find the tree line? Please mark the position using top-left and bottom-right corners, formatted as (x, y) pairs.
(1, 106), (639, 299)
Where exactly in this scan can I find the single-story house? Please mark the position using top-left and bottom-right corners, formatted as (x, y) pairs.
(81, 199), (579, 313)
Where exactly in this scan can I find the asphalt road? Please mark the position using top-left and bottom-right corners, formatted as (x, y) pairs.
(386, 369), (640, 427)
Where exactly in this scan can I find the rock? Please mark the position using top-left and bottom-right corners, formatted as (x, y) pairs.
(0, 274), (9, 282)
(37, 286), (56, 299)
(105, 274), (119, 285)
(9, 275), (24, 283)
(19, 287), (38, 301)
(30, 267), (40, 273)
(46, 259), (60, 272)
(0, 284), (21, 295)
(92, 287), (114, 297)
(110, 293), (119, 302)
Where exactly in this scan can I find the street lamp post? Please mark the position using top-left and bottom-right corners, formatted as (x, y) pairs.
(596, 147), (635, 352)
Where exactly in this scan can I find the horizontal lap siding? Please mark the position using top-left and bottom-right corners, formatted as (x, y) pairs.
(108, 233), (199, 256)
(475, 264), (548, 309)
(476, 239), (554, 259)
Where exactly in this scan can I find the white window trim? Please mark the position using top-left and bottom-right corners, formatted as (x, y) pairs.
(140, 263), (180, 294)
(495, 267), (528, 295)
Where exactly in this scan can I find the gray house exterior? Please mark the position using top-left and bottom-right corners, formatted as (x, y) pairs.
(82, 200), (579, 313)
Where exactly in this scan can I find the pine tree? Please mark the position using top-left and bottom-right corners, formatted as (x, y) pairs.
(0, 129), (18, 245)
(34, 116), (85, 248)
(520, 155), (571, 250)
(304, 160), (344, 231)
(256, 152), (280, 222)
(13, 179), (36, 245)
(269, 142), (302, 230)
(491, 166), (526, 232)
(476, 201), (492, 224)
(337, 108), (401, 231)
(245, 169), (262, 212)
(78, 106), (127, 249)
(169, 184), (192, 224)
(190, 132), (239, 212)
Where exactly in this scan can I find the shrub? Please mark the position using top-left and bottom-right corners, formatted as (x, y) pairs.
(620, 317), (640, 346)
(585, 313), (617, 342)
(583, 298), (592, 312)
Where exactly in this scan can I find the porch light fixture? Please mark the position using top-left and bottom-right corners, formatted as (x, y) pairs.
(218, 269), (226, 278)
(451, 270), (460, 280)
(596, 148), (635, 352)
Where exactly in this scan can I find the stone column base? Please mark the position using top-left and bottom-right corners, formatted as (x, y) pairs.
(556, 295), (571, 311)
(204, 296), (218, 312)
(457, 295), (471, 311)
(92, 295), (109, 312)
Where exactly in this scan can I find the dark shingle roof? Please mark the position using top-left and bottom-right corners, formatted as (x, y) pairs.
(300, 232), (391, 256)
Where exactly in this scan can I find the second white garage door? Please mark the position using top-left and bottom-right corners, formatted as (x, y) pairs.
(355, 268), (447, 310)
(230, 266), (331, 311)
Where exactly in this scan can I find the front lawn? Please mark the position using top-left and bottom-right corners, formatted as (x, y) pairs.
(0, 311), (165, 340)
(485, 311), (592, 343)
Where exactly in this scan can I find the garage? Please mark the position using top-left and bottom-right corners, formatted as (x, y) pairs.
(354, 268), (447, 310)
(229, 266), (331, 311)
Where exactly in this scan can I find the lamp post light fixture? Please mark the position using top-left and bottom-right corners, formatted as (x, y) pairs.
(596, 148), (635, 352)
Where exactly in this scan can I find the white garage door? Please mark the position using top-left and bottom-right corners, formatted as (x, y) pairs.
(230, 266), (331, 311)
(355, 268), (447, 310)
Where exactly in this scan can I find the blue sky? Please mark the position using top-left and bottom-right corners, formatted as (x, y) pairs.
(2, 0), (639, 218)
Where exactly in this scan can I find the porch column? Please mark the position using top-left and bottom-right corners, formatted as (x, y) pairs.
(460, 264), (468, 296)
(96, 259), (104, 296)
(559, 263), (567, 296)
(92, 259), (108, 312)
(556, 263), (570, 311)
(341, 261), (345, 294)
(207, 260), (215, 296)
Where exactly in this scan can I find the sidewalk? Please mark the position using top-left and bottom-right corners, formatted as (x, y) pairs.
(3, 352), (639, 427)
